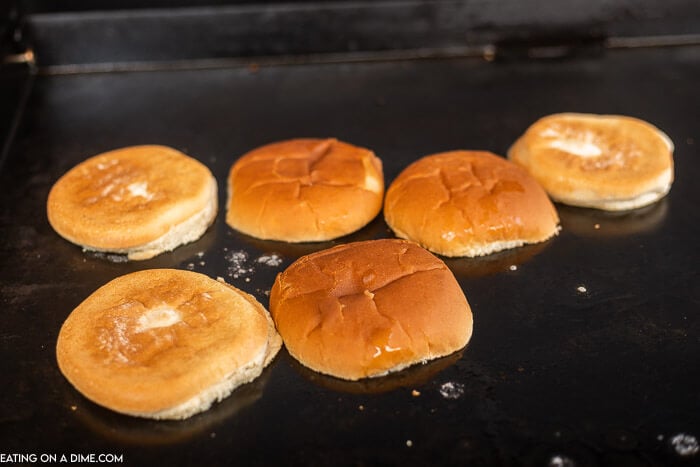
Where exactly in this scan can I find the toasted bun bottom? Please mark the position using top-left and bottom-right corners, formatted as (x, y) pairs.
(270, 239), (473, 381)
(507, 113), (674, 211)
(226, 138), (384, 242)
(56, 269), (281, 420)
(47, 145), (218, 260)
(384, 151), (560, 257)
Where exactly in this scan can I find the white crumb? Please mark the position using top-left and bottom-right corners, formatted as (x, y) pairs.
(439, 381), (465, 400)
(549, 455), (575, 467)
(671, 433), (699, 456)
(225, 250), (255, 279)
(256, 254), (283, 267)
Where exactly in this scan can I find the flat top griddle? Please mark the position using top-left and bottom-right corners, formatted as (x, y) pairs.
(1, 41), (699, 465)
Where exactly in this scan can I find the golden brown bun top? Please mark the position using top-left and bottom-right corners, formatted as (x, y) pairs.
(47, 145), (215, 249)
(226, 138), (384, 242)
(507, 113), (674, 203)
(384, 151), (560, 257)
(56, 269), (277, 415)
(270, 239), (472, 380)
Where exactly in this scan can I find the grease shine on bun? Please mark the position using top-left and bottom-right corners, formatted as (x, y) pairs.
(270, 239), (473, 381)
(226, 138), (383, 242)
(384, 151), (560, 257)
(56, 269), (281, 420)
(47, 145), (217, 260)
(508, 113), (674, 211)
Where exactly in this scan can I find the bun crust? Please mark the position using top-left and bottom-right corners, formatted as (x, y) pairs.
(47, 145), (217, 260)
(226, 138), (383, 242)
(384, 151), (560, 257)
(507, 113), (674, 211)
(270, 239), (472, 381)
(56, 269), (282, 419)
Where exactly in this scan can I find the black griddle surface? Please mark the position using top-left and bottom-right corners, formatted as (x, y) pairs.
(1, 45), (699, 466)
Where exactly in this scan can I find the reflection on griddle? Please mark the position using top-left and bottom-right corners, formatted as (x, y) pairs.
(225, 215), (389, 259)
(557, 198), (668, 237)
(443, 240), (550, 278)
(291, 349), (464, 395)
(63, 365), (272, 445)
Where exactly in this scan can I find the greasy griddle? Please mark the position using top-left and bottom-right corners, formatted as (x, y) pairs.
(1, 44), (699, 465)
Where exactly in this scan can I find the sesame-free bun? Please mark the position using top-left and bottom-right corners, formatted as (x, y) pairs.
(269, 239), (472, 381)
(56, 269), (282, 420)
(384, 151), (560, 258)
(508, 113), (674, 211)
(47, 145), (217, 260)
(226, 138), (383, 242)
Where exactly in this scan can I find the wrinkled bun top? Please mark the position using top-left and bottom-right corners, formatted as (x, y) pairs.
(384, 151), (560, 257)
(507, 113), (674, 211)
(226, 138), (383, 242)
(56, 269), (281, 419)
(270, 239), (473, 381)
(47, 145), (216, 253)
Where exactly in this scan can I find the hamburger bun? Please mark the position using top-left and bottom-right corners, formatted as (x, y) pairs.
(226, 138), (383, 242)
(507, 113), (674, 211)
(384, 151), (560, 257)
(56, 269), (282, 420)
(47, 145), (217, 261)
(269, 239), (472, 381)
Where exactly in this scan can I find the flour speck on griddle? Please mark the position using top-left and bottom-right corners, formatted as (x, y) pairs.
(257, 254), (283, 267)
(548, 455), (575, 467)
(439, 381), (465, 400)
(225, 250), (254, 279)
(671, 433), (699, 456)
(225, 250), (284, 280)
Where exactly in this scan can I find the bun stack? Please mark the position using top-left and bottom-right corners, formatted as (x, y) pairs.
(269, 239), (473, 381)
(226, 138), (384, 242)
(56, 269), (281, 420)
(508, 113), (674, 211)
(47, 145), (217, 260)
(384, 151), (560, 257)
